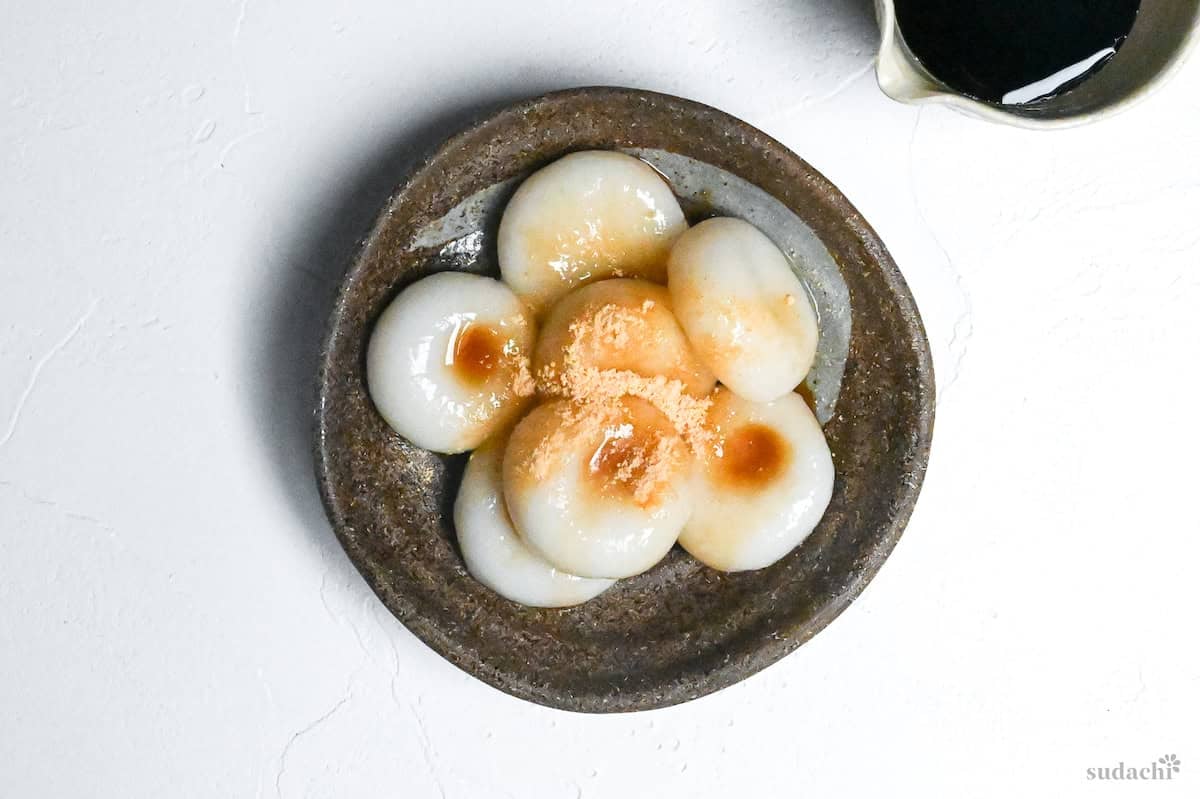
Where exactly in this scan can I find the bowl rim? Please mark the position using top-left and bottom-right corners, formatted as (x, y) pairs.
(314, 86), (936, 712)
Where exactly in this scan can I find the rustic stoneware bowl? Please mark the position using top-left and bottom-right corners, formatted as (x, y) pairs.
(315, 87), (934, 712)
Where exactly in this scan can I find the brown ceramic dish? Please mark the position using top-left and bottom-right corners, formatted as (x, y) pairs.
(315, 87), (934, 712)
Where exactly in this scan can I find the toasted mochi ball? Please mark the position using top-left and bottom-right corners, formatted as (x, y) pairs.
(366, 272), (536, 454)
(454, 433), (614, 607)
(533, 278), (715, 397)
(502, 397), (694, 579)
(679, 388), (833, 572)
(498, 151), (688, 315)
(667, 217), (820, 403)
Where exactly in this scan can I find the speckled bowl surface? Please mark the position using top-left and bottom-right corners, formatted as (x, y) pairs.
(315, 87), (934, 713)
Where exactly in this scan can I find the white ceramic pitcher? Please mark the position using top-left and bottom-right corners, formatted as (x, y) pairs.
(874, 0), (1200, 127)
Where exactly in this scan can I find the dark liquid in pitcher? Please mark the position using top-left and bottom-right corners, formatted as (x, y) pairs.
(893, 0), (1141, 104)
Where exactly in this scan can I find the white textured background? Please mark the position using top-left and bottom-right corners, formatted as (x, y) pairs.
(2, 1), (1198, 796)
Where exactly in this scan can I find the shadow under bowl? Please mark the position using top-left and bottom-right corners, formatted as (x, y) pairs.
(315, 87), (934, 713)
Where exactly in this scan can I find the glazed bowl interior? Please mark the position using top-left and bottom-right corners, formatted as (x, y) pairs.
(315, 87), (934, 712)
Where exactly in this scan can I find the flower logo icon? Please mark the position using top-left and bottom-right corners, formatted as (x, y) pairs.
(1157, 754), (1181, 773)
